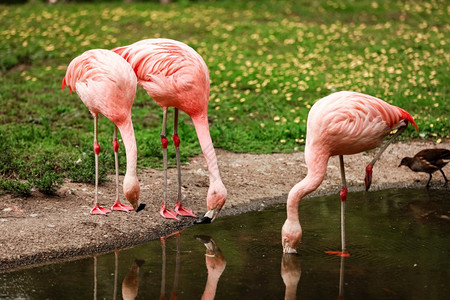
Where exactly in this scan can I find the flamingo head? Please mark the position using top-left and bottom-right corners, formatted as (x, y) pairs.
(282, 219), (302, 254)
(123, 174), (140, 211)
(194, 181), (227, 224)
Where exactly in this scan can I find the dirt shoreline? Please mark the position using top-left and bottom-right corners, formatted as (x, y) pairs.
(1, 139), (449, 272)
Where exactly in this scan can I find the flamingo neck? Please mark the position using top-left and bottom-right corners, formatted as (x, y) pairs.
(117, 118), (138, 178)
(286, 154), (328, 222)
(192, 115), (223, 186)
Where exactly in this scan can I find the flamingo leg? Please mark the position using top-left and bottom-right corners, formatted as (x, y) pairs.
(326, 155), (350, 257)
(440, 169), (449, 185)
(111, 126), (134, 212)
(172, 108), (196, 218)
(365, 124), (408, 190)
(426, 173), (432, 188)
(160, 109), (178, 220)
(90, 115), (111, 215)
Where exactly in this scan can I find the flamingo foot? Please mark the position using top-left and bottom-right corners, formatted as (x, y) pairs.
(90, 204), (111, 215)
(160, 203), (179, 220)
(111, 200), (134, 212)
(174, 202), (197, 218)
(325, 251), (350, 257)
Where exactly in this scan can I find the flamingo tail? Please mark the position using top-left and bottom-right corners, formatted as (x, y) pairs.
(61, 77), (72, 95)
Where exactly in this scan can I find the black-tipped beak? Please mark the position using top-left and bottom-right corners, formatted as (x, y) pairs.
(194, 216), (212, 224)
(136, 203), (146, 212)
(194, 209), (215, 224)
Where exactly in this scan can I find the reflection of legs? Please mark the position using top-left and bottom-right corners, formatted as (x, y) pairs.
(365, 125), (408, 190)
(90, 115), (111, 215)
(111, 126), (133, 212)
(160, 237), (167, 299)
(93, 255), (98, 300)
(171, 233), (181, 299)
(113, 250), (119, 300)
(160, 109), (178, 220)
(339, 255), (345, 299)
(173, 108), (196, 218)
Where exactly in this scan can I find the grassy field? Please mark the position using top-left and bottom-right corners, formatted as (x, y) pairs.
(0, 0), (448, 195)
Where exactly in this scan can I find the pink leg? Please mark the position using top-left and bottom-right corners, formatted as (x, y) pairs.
(90, 115), (111, 215)
(160, 109), (179, 220)
(111, 126), (133, 212)
(172, 108), (196, 218)
(326, 155), (350, 257)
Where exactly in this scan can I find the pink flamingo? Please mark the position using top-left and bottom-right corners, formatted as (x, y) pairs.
(113, 39), (227, 223)
(62, 49), (140, 215)
(282, 91), (419, 255)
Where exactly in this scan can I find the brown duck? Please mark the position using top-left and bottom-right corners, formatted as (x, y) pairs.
(399, 148), (450, 187)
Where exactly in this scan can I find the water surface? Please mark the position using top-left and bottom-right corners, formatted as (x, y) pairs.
(1, 188), (449, 299)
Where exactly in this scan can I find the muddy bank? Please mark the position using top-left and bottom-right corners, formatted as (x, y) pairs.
(1, 140), (448, 271)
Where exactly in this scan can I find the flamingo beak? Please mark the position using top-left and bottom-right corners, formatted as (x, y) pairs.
(136, 203), (146, 212)
(283, 243), (298, 254)
(194, 208), (219, 224)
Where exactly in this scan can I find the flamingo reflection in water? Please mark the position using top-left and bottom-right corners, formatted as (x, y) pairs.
(281, 254), (301, 300)
(122, 258), (145, 300)
(92, 251), (144, 300)
(92, 232), (226, 299)
(281, 255), (347, 300)
(195, 235), (227, 300)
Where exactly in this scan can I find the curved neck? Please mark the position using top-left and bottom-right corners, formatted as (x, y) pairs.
(286, 154), (328, 222)
(117, 118), (137, 177)
(192, 115), (222, 185)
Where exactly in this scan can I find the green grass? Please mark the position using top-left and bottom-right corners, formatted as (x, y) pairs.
(0, 0), (448, 195)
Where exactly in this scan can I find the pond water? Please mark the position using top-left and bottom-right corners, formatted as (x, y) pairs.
(1, 188), (449, 299)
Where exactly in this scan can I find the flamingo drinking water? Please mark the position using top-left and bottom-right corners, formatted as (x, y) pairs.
(113, 39), (227, 223)
(62, 49), (140, 215)
(282, 91), (419, 255)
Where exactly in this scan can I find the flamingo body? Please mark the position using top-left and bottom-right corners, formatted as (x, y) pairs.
(113, 39), (227, 221)
(306, 91), (418, 157)
(114, 39), (209, 118)
(282, 91), (418, 254)
(62, 49), (140, 213)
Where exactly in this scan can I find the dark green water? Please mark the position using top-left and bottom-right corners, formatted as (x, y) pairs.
(1, 188), (449, 299)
